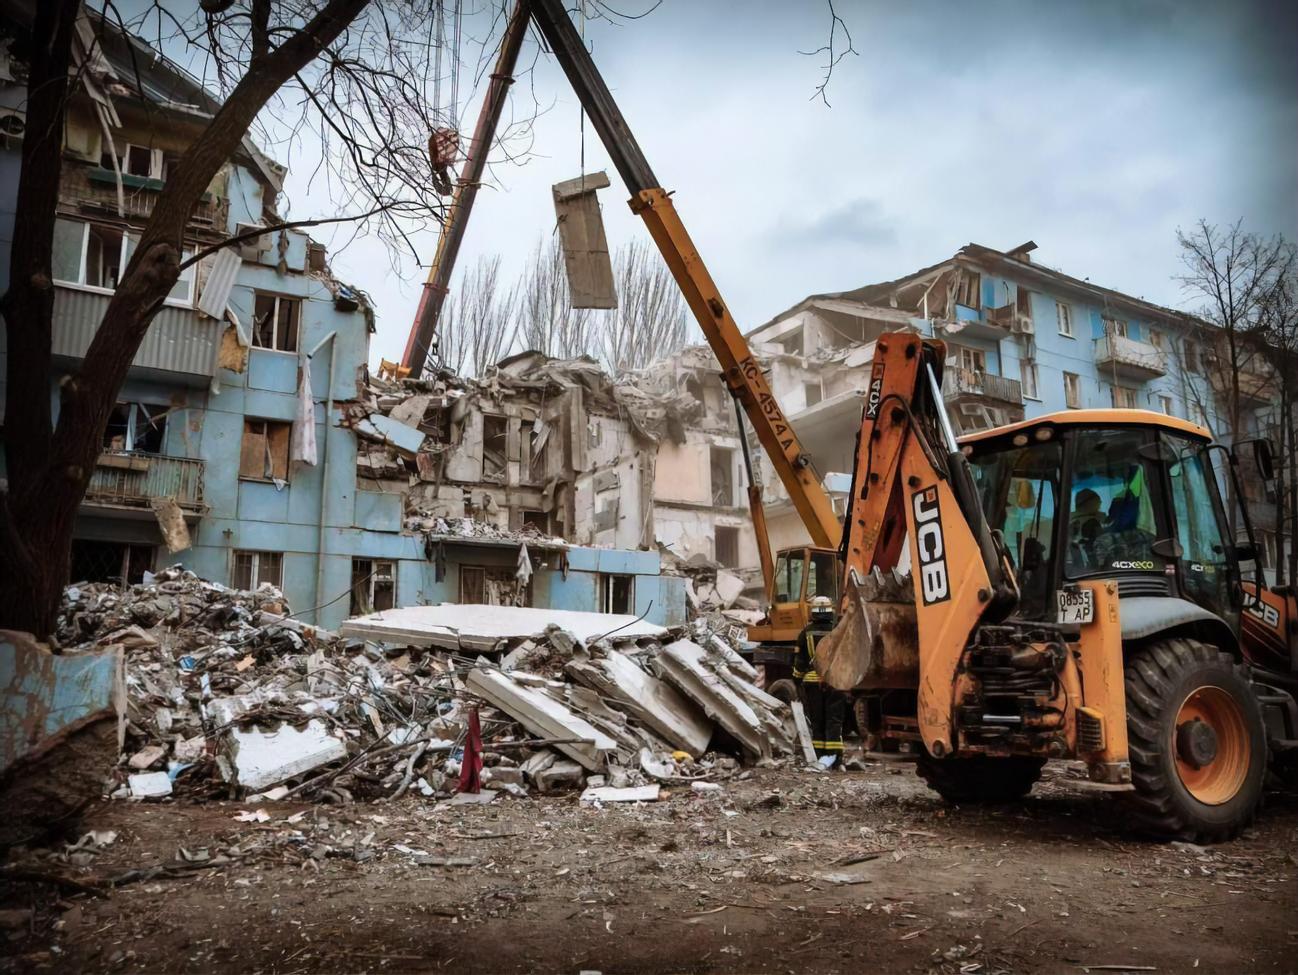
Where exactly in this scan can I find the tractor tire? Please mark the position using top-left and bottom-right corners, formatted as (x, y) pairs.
(1122, 637), (1267, 843)
(915, 753), (1046, 804)
(766, 679), (801, 708)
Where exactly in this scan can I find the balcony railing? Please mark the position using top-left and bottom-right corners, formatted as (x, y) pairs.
(1093, 333), (1167, 379)
(84, 453), (206, 512)
(943, 368), (1024, 406)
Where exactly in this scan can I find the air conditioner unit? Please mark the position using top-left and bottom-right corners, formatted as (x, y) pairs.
(1013, 314), (1035, 334)
(0, 111), (24, 139)
(234, 222), (271, 261)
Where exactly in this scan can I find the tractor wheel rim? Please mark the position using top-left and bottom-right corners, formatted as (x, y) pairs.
(1172, 685), (1249, 806)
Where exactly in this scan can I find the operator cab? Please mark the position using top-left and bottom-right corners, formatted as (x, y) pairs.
(960, 410), (1247, 634)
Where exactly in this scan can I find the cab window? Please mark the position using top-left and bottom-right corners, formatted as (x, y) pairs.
(1067, 429), (1161, 575)
(969, 440), (1061, 620)
(1165, 435), (1234, 623)
(773, 551), (805, 603)
(807, 551), (838, 602)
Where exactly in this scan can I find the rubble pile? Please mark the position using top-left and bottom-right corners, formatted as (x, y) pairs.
(54, 570), (796, 807)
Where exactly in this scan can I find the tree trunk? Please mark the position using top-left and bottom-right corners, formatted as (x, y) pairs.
(0, 0), (370, 640)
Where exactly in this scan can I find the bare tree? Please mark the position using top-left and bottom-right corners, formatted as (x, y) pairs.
(0, 1), (518, 638)
(600, 238), (687, 374)
(1254, 245), (1298, 586)
(439, 255), (520, 377)
(1176, 220), (1292, 535)
(517, 236), (596, 360)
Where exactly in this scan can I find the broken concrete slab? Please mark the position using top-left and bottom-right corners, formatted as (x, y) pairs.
(533, 758), (585, 793)
(580, 784), (659, 803)
(0, 630), (125, 775)
(341, 604), (666, 652)
(219, 720), (347, 792)
(128, 771), (173, 798)
(150, 496), (192, 554)
(712, 570), (745, 609)
(565, 650), (711, 756)
(464, 668), (616, 772)
(653, 639), (777, 760)
(790, 702), (818, 764)
(355, 412), (427, 455)
(128, 745), (167, 770)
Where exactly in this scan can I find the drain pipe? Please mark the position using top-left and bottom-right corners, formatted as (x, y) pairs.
(307, 331), (338, 625)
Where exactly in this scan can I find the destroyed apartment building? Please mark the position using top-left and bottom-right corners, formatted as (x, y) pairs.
(348, 345), (768, 615)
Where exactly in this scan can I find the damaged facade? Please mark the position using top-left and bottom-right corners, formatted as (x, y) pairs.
(0, 13), (685, 630)
(743, 241), (1286, 574)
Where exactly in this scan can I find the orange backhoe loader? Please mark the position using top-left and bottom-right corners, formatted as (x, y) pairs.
(813, 332), (1297, 840)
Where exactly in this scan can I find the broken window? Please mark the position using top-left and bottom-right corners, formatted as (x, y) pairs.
(239, 419), (291, 481)
(231, 550), (283, 590)
(1102, 316), (1127, 338)
(1056, 302), (1073, 337)
(956, 346), (987, 375)
(1184, 339), (1201, 373)
(350, 558), (396, 616)
(52, 217), (195, 303)
(69, 540), (154, 585)
(102, 143), (164, 180)
(715, 526), (739, 568)
(102, 402), (168, 454)
(1112, 385), (1139, 409)
(522, 419), (548, 483)
(460, 565), (530, 607)
(482, 415), (508, 482)
(252, 293), (300, 353)
(710, 446), (735, 507)
(601, 574), (634, 614)
(804, 382), (823, 408)
(956, 269), (981, 309)
(1064, 372), (1081, 409)
(1016, 286), (1033, 322)
(522, 510), (549, 534)
(777, 328), (803, 357)
(1159, 394), (1174, 415)
(1020, 360), (1039, 400)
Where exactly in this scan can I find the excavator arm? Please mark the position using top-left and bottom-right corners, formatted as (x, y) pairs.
(528, 0), (840, 559)
(816, 332), (1020, 755)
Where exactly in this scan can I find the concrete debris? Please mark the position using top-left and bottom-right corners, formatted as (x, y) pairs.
(580, 784), (660, 804)
(44, 565), (791, 807)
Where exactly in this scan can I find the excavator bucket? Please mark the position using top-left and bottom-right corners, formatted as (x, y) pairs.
(814, 567), (919, 691)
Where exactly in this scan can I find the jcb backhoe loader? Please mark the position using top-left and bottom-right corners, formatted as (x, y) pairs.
(813, 332), (1297, 841)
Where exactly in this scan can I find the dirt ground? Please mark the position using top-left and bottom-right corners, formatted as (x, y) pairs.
(2, 759), (1296, 975)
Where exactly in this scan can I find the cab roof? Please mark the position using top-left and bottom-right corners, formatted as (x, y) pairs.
(958, 409), (1213, 447)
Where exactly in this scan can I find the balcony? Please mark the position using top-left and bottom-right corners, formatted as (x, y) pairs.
(83, 453), (206, 515)
(1093, 333), (1167, 380)
(943, 368), (1024, 406)
(52, 285), (220, 384)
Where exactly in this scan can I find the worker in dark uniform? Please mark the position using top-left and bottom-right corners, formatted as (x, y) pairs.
(794, 595), (846, 766)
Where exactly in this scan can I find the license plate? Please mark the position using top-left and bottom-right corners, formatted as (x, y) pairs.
(1057, 589), (1094, 625)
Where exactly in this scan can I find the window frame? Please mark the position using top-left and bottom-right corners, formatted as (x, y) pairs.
(1063, 371), (1081, 409)
(239, 417), (291, 482)
(251, 291), (302, 354)
(1056, 301), (1073, 337)
(231, 549), (284, 591)
(1111, 385), (1139, 409)
(1020, 360), (1040, 401)
(1158, 394), (1174, 416)
(51, 217), (195, 307)
(1102, 316), (1128, 338)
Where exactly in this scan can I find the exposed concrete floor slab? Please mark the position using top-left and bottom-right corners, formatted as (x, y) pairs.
(340, 604), (667, 650)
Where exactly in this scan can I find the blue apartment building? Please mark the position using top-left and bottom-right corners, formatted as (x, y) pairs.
(747, 240), (1284, 574)
(0, 14), (683, 631)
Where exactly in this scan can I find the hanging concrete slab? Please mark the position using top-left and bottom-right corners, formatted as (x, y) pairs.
(464, 667), (616, 771)
(552, 171), (617, 309)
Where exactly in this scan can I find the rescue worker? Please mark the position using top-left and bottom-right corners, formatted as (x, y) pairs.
(794, 595), (846, 765)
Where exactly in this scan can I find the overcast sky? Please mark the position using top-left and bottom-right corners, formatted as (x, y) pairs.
(277, 0), (1298, 363)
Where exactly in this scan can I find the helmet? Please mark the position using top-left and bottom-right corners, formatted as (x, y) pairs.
(809, 595), (834, 621)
